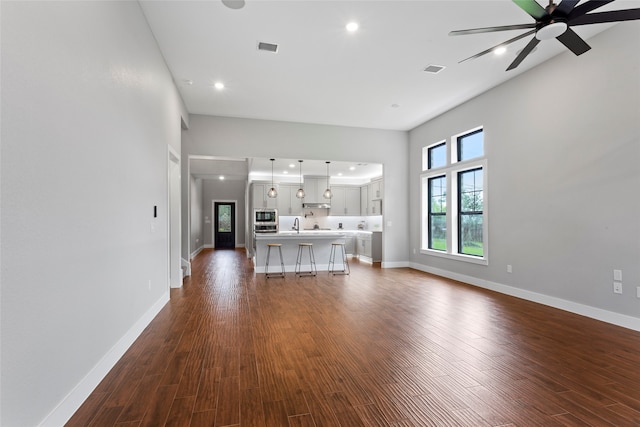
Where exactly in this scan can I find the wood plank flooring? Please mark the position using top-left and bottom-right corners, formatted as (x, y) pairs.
(67, 248), (640, 426)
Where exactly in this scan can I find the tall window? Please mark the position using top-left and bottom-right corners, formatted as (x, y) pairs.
(421, 127), (487, 263)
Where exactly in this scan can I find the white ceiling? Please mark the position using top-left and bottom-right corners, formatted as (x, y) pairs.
(139, 0), (634, 178)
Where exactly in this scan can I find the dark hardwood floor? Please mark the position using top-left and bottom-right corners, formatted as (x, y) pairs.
(67, 248), (640, 426)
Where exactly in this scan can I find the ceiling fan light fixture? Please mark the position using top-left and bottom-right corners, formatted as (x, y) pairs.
(535, 21), (568, 40)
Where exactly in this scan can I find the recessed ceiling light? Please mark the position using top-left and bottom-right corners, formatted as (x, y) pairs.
(214, 82), (225, 90)
(219, 175), (225, 180)
(349, 166), (356, 171)
(494, 46), (507, 56)
(338, 172), (343, 176)
(346, 22), (359, 32)
(283, 170), (288, 174)
(289, 163), (295, 168)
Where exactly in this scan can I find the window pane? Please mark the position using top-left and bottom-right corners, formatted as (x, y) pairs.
(457, 129), (483, 161)
(428, 176), (446, 251)
(460, 214), (483, 256)
(218, 205), (231, 232)
(458, 168), (483, 257)
(459, 168), (483, 212)
(428, 142), (446, 169)
(430, 214), (446, 251)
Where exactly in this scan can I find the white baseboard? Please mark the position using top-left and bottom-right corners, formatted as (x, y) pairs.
(190, 245), (204, 259)
(410, 262), (640, 332)
(38, 292), (170, 427)
(382, 261), (410, 268)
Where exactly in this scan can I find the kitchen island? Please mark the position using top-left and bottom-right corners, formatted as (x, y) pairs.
(254, 231), (347, 273)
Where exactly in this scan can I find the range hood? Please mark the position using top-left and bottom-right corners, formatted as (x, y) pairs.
(302, 202), (331, 209)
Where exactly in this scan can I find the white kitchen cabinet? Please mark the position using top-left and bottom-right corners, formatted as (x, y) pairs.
(356, 231), (382, 262)
(330, 186), (346, 214)
(252, 183), (277, 209)
(344, 234), (356, 255)
(360, 184), (369, 215)
(277, 184), (303, 216)
(345, 187), (361, 215)
(370, 179), (383, 200)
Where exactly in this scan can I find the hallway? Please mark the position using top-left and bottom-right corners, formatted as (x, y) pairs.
(68, 249), (640, 426)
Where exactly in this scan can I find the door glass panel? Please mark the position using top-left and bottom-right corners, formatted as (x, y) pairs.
(218, 205), (231, 232)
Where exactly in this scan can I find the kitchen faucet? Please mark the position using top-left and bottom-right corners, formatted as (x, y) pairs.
(293, 217), (300, 233)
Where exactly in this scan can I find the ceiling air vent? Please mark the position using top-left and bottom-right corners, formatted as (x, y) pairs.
(424, 64), (446, 74)
(257, 41), (279, 53)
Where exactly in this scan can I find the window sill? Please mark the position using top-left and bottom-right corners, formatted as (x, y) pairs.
(420, 248), (488, 266)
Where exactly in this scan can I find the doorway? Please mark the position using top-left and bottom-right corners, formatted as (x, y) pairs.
(214, 201), (236, 249)
(168, 147), (182, 288)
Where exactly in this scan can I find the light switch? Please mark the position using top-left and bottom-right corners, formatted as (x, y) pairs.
(613, 269), (622, 281)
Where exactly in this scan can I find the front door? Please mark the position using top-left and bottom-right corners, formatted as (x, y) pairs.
(214, 202), (235, 249)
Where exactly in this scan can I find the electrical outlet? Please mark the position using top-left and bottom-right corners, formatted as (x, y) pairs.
(637, 286), (640, 299)
(613, 282), (622, 294)
(507, 265), (512, 273)
(614, 269), (622, 281)
(148, 279), (151, 290)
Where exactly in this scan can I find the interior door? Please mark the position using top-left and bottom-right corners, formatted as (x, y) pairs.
(214, 202), (235, 249)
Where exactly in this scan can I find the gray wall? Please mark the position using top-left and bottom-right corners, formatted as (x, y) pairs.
(202, 179), (248, 247)
(183, 115), (410, 266)
(1, 2), (187, 425)
(409, 23), (640, 327)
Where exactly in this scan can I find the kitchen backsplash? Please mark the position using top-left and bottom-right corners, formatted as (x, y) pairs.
(279, 215), (383, 231)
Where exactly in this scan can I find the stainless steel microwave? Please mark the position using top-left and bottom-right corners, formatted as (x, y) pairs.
(254, 208), (278, 224)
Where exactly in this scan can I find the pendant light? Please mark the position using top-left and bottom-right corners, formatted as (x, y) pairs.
(267, 158), (278, 198)
(295, 160), (305, 198)
(323, 161), (332, 199)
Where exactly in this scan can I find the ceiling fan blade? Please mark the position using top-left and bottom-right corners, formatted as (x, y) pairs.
(568, 0), (615, 20)
(506, 36), (540, 70)
(512, 0), (547, 20)
(556, 28), (591, 55)
(570, 8), (640, 25)
(459, 30), (536, 63)
(555, 0), (580, 15)
(449, 23), (536, 36)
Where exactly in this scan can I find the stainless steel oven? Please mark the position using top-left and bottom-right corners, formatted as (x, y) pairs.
(254, 209), (278, 233)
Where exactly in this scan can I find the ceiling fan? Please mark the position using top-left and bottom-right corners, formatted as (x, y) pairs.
(450, 0), (640, 71)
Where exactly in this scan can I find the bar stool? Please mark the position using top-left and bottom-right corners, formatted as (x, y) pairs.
(328, 242), (350, 275)
(295, 243), (317, 277)
(265, 243), (285, 278)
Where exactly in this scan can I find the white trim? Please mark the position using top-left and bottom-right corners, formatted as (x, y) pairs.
(410, 262), (640, 332)
(38, 292), (170, 427)
(181, 258), (191, 277)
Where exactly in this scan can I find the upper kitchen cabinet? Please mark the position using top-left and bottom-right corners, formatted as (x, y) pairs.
(360, 184), (369, 215)
(330, 186), (360, 216)
(251, 183), (277, 210)
(370, 178), (383, 200)
(276, 184), (303, 216)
